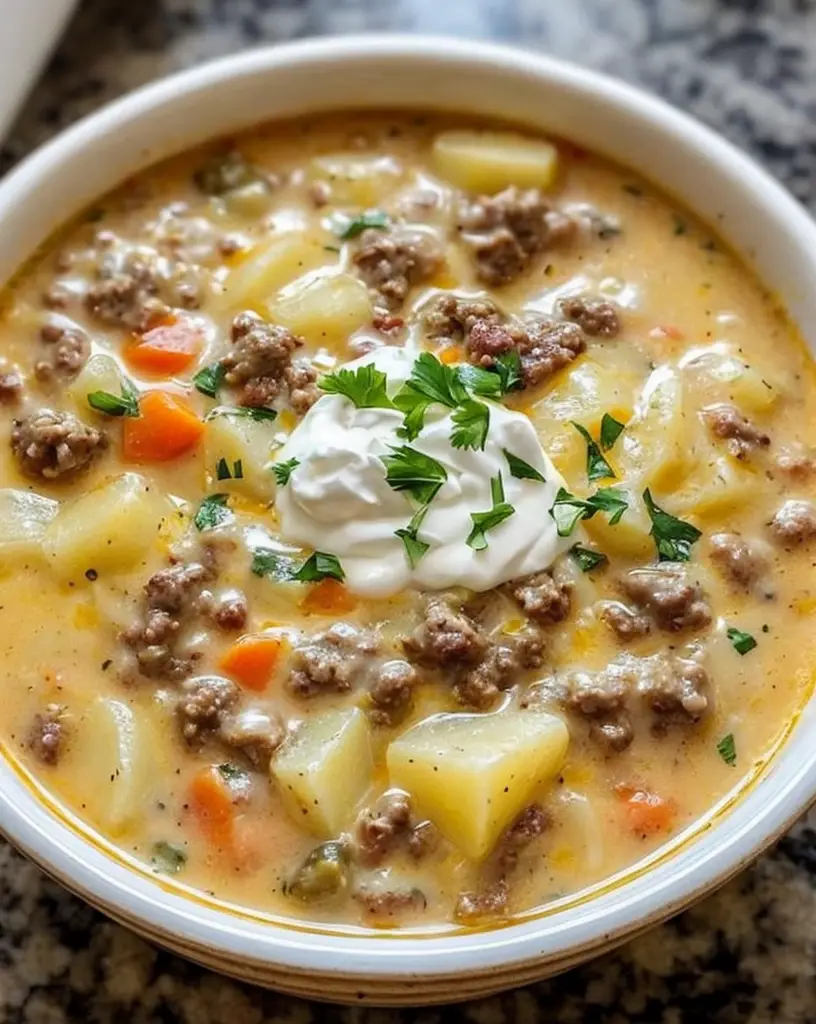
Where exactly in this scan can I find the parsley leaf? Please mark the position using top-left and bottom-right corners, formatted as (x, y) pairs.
(381, 445), (448, 504)
(216, 762), (252, 793)
(251, 548), (344, 583)
(727, 626), (757, 656)
(393, 386), (431, 441)
(456, 364), (504, 398)
(400, 351), (468, 409)
(319, 363), (394, 409)
(394, 504), (431, 568)
(215, 458), (244, 481)
(151, 841), (187, 875)
(570, 544), (608, 572)
(590, 487), (629, 525)
(194, 493), (231, 531)
(207, 405), (277, 423)
(332, 210), (389, 239)
(457, 350), (523, 397)
(503, 449), (546, 483)
(193, 362), (225, 399)
(717, 733), (737, 766)
(273, 457), (300, 486)
(549, 486), (629, 537)
(467, 472), (515, 550)
(87, 380), (140, 418)
(643, 489), (702, 562)
(600, 412), (626, 451)
(550, 488), (592, 537)
(450, 399), (490, 451)
(251, 548), (297, 580)
(494, 350), (524, 392)
(572, 421), (615, 482)
(291, 551), (345, 583)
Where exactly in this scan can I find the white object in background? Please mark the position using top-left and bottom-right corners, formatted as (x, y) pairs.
(0, 0), (77, 138)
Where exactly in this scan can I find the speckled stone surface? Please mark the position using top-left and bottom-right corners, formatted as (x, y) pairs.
(1, 2), (816, 1021)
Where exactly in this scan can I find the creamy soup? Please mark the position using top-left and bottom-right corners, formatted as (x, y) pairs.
(0, 111), (814, 931)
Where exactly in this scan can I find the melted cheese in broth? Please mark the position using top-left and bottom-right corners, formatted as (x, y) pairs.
(0, 111), (813, 931)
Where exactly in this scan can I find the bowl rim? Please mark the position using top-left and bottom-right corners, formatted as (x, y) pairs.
(1, 33), (815, 988)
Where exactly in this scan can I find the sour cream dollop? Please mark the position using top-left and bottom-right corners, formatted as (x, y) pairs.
(275, 348), (572, 598)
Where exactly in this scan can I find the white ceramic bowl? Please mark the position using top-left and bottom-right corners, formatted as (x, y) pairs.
(0, 36), (815, 1006)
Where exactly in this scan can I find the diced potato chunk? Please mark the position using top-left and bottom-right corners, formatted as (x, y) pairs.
(43, 472), (174, 579)
(432, 129), (559, 193)
(683, 350), (779, 415)
(220, 232), (334, 312)
(668, 450), (757, 521)
(272, 707), (374, 837)
(61, 698), (154, 836)
(582, 486), (655, 559)
(307, 153), (402, 207)
(388, 708), (569, 859)
(269, 272), (373, 347)
(204, 410), (278, 502)
(67, 354), (127, 416)
(528, 357), (637, 481)
(617, 369), (696, 491)
(0, 489), (58, 563)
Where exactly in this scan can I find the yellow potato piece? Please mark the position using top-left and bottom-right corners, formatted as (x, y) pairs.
(220, 231), (334, 312)
(204, 410), (278, 502)
(0, 489), (58, 563)
(668, 450), (756, 520)
(388, 708), (569, 860)
(307, 153), (403, 207)
(42, 472), (174, 579)
(432, 129), (559, 193)
(684, 350), (779, 415)
(582, 486), (655, 559)
(67, 354), (127, 417)
(272, 707), (374, 837)
(617, 369), (696, 491)
(269, 271), (373, 347)
(59, 698), (154, 836)
(528, 357), (637, 482)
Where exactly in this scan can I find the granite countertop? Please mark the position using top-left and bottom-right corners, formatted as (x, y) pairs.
(2, 1), (816, 1021)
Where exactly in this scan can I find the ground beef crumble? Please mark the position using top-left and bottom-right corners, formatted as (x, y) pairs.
(525, 650), (710, 751)
(422, 295), (502, 342)
(701, 403), (771, 460)
(28, 704), (65, 765)
(617, 565), (711, 634)
(0, 370), (23, 403)
(119, 556), (227, 681)
(599, 602), (652, 643)
(402, 595), (487, 668)
(84, 246), (203, 330)
(559, 296), (621, 337)
(709, 533), (766, 589)
(367, 660), (419, 726)
(222, 311), (302, 407)
(176, 675), (240, 745)
(354, 791), (439, 867)
(35, 323), (90, 382)
(352, 228), (443, 310)
(505, 571), (571, 625)
(11, 409), (107, 480)
(457, 187), (575, 286)
(287, 623), (379, 698)
(768, 499), (816, 546)
(218, 707), (284, 769)
(454, 880), (509, 923)
(455, 628), (545, 710)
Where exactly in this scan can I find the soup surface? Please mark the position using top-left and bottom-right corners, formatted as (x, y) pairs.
(0, 111), (814, 931)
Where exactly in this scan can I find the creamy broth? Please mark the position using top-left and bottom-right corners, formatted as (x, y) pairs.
(0, 111), (813, 930)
